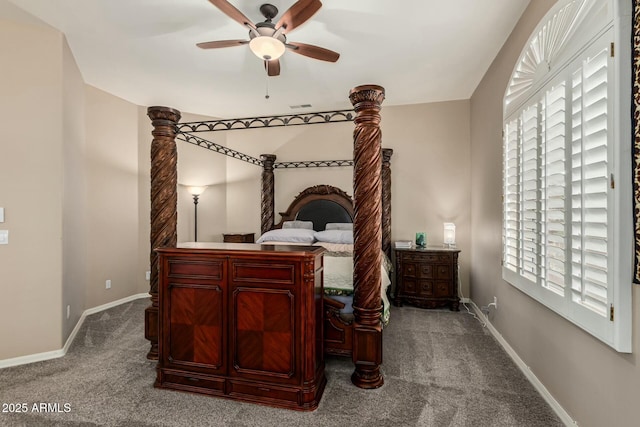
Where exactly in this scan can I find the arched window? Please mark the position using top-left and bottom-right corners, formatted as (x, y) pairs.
(502, 0), (633, 351)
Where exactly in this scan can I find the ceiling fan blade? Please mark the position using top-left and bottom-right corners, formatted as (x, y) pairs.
(208, 0), (256, 30)
(276, 0), (322, 34)
(265, 59), (281, 77)
(197, 40), (249, 49)
(286, 42), (339, 62)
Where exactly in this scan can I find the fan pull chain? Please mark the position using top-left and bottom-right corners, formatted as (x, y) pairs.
(265, 75), (270, 100)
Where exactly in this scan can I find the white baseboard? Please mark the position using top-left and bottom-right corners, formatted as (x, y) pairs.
(468, 300), (576, 427)
(0, 293), (149, 369)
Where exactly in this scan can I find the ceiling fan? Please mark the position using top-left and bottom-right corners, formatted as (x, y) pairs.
(197, 0), (340, 77)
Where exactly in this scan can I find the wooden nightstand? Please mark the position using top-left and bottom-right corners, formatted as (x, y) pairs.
(393, 246), (460, 311)
(222, 232), (255, 243)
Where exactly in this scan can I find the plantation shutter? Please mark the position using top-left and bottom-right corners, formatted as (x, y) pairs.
(570, 46), (610, 318)
(541, 82), (567, 295)
(503, 119), (520, 273)
(520, 104), (540, 283)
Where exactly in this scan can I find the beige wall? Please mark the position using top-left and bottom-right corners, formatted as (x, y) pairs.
(62, 35), (87, 341)
(137, 107), (153, 294)
(84, 86), (142, 307)
(0, 8), (147, 359)
(0, 15), (64, 359)
(384, 102), (471, 295)
(175, 113), (228, 243)
(470, 1), (640, 425)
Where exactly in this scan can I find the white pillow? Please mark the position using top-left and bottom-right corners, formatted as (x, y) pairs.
(282, 220), (314, 230)
(325, 222), (353, 231)
(314, 229), (353, 244)
(256, 228), (316, 244)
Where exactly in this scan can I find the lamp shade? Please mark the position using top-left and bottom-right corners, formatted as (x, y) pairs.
(249, 36), (285, 61)
(187, 186), (208, 196)
(443, 223), (456, 245)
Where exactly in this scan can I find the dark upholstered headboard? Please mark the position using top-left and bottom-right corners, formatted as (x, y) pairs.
(273, 185), (354, 232)
(296, 199), (352, 231)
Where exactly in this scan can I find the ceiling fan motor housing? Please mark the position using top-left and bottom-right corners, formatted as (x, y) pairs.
(250, 4), (286, 44)
(259, 4), (278, 21)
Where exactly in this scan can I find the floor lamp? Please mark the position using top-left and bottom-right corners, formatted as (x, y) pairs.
(187, 186), (207, 242)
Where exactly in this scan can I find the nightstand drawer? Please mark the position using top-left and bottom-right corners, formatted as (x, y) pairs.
(419, 280), (433, 296)
(435, 265), (451, 280)
(401, 253), (439, 263)
(434, 281), (452, 297)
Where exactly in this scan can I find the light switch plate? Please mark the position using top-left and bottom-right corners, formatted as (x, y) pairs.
(0, 230), (8, 245)
(0, 208), (4, 223)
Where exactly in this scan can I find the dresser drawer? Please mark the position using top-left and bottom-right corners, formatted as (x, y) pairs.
(435, 265), (452, 280)
(228, 381), (299, 404)
(401, 253), (439, 263)
(434, 281), (452, 297)
(167, 259), (224, 280)
(160, 371), (225, 394)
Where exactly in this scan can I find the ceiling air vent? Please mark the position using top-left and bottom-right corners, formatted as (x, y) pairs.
(289, 104), (312, 109)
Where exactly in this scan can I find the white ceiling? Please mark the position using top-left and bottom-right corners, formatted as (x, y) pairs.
(6, 0), (529, 118)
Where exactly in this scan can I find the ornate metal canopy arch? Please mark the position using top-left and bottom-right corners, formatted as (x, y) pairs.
(176, 109), (357, 168)
(177, 110), (354, 133)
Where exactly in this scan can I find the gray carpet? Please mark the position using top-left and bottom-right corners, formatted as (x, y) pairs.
(0, 299), (562, 426)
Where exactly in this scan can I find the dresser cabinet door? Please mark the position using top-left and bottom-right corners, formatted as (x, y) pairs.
(228, 258), (299, 386)
(162, 257), (227, 376)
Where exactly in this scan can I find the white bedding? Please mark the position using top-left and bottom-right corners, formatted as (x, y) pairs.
(322, 252), (392, 325)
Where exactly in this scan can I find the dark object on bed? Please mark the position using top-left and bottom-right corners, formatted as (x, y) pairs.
(222, 232), (255, 243)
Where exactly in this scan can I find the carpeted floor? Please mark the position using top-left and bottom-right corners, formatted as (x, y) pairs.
(0, 299), (563, 426)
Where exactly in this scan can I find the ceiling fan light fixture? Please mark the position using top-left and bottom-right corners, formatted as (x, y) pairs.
(249, 36), (285, 61)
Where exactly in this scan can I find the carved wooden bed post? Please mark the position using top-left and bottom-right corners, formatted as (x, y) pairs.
(349, 84), (385, 388)
(381, 148), (393, 258)
(145, 106), (181, 360)
(260, 154), (277, 234)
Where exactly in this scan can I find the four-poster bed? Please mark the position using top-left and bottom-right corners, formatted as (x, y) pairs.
(146, 84), (388, 405)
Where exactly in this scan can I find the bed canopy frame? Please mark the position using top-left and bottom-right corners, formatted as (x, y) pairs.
(146, 84), (388, 389)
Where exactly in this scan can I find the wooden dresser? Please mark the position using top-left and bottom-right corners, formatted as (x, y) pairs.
(156, 242), (326, 411)
(393, 247), (460, 311)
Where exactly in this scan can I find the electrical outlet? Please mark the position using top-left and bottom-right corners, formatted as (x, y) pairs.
(106, 279), (111, 289)
(493, 296), (498, 309)
(145, 270), (151, 281)
(66, 305), (70, 319)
